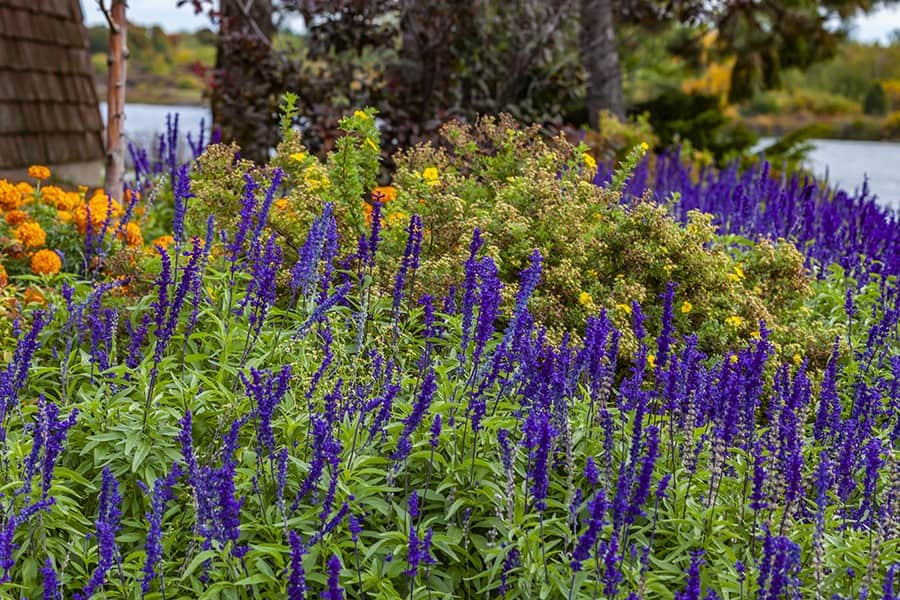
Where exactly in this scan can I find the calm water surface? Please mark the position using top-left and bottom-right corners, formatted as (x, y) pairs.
(758, 137), (900, 210)
(100, 102), (211, 158)
(108, 104), (900, 211)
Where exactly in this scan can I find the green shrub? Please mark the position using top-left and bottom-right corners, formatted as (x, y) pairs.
(384, 116), (834, 360)
(630, 90), (758, 163)
(185, 109), (836, 362)
(863, 81), (888, 116)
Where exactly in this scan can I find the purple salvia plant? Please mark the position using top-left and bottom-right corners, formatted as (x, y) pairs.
(184, 216), (216, 342)
(525, 409), (555, 512)
(471, 257), (503, 368)
(430, 413), (442, 448)
(186, 117), (206, 159)
(287, 530), (307, 599)
(657, 282), (676, 369)
(757, 527), (802, 600)
(20, 396), (78, 499)
(241, 234), (283, 345)
(140, 464), (183, 596)
(674, 550), (705, 600)
(365, 201), (384, 267)
(291, 415), (339, 513)
(499, 547), (520, 598)
(323, 553), (344, 600)
(570, 489), (608, 572)
(0, 309), (50, 443)
(393, 368), (437, 463)
(250, 168), (284, 245)
(391, 214), (423, 316)
(241, 365), (292, 457)
(854, 438), (883, 528)
(227, 174), (260, 266)
(75, 467), (122, 600)
(172, 163), (191, 245)
(629, 425), (660, 520)
(503, 249), (543, 347)
(291, 203), (336, 304)
(460, 228), (483, 356)
(216, 419), (248, 558)
(884, 565), (899, 600)
(42, 559), (60, 600)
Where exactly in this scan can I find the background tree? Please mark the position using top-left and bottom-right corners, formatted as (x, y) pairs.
(210, 0), (275, 163)
(185, 0), (897, 162)
(97, 0), (128, 198)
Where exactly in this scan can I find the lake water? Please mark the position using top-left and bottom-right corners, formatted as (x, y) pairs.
(106, 104), (900, 211)
(100, 102), (212, 155)
(756, 137), (900, 210)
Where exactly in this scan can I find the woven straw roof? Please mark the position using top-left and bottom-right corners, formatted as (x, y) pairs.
(0, 0), (104, 169)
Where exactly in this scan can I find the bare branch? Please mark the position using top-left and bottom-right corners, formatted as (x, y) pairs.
(225, 0), (275, 50)
(96, 0), (120, 33)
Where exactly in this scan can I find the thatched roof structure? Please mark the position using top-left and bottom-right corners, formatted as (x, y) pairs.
(0, 0), (104, 180)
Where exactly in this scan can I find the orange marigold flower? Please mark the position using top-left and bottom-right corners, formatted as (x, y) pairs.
(73, 192), (124, 234)
(28, 165), (50, 180)
(40, 185), (71, 210)
(14, 221), (46, 248)
(30, 249), (61, 275)
(23, 287), (46, 305)
(15, 182), (34, 200)
(4, 210), (28, 227)
(56, 210), (73, 224)
(372, 186), (397, 203)
(152, 235), (176, 250)
(0, 180), (21, 211)
(0, 264), (7, 287)
(118, 222), (143, 247)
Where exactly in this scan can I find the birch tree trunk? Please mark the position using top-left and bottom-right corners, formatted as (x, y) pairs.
(580, 0), (624, 127)
(103, 0), (127, 198)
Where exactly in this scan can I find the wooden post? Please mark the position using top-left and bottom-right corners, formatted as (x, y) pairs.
(99, 0), (128, 199)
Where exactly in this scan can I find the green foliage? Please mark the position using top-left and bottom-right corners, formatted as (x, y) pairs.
(631, 90), (758, 163)
(863, 81), (889, 116)
(87, 24), (214, 104)
(381, 115), (834, 359)
(582, 111), (659, 166)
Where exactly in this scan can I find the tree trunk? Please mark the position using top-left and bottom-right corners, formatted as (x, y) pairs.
(213, 0), (275, 163)
(580, 0), (624, 127)
(103, 0), (127, 199)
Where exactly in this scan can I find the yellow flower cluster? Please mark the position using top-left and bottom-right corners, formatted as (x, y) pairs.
(728, 264), (745, 282)
(725, 315), (744, 328)
(582, 153), (597, 173)
(303, 166), (331, 192)
(422, 167), (440, 187)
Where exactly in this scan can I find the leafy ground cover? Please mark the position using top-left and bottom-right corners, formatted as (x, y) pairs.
(0, 111), (897, 599)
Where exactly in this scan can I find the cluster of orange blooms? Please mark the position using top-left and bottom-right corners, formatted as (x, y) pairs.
(365, 185), (405, 227)
(0, 166), (147, 282)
